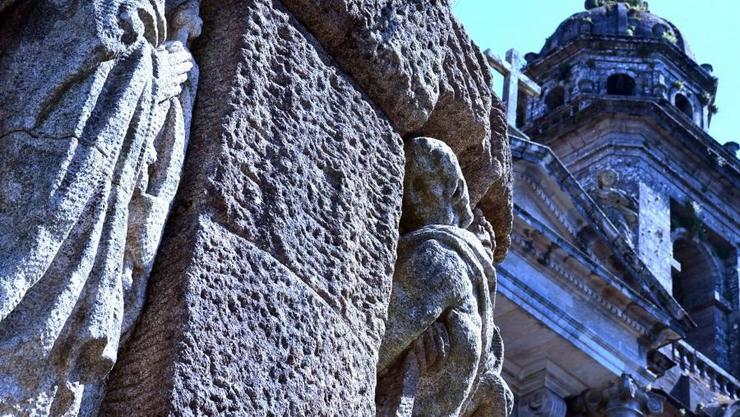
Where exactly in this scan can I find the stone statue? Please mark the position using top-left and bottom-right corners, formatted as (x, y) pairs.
(0, 0), (199, 415)
(591, 169), (639, 243)
(122, 0), (201, 344)
(376, 137), (512, 417)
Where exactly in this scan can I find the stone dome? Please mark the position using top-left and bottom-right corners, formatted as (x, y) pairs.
(533, 0), (694, 60)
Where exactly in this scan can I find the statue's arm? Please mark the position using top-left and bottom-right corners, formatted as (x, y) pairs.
(378, 239), (471, 372)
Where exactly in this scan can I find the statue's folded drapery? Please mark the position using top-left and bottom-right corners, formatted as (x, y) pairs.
(376, 137), (512, 417)
(0, 0), (198, 414)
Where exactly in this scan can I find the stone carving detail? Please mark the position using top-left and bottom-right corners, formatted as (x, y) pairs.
(591, 169), (639, 242)
(519, 388), (567, 417)
(376, 137), (512, 417)
(571, 374), (664, 417)
(704, 402), (740, 417)
(0, 0), (199, 415)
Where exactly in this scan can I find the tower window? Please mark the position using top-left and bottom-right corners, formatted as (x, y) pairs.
(545, 86), (565, 112)
(607, 74), (636, 96)
(671, 235), (728, 366)
(670, 199), (731, 369)
(675, 94), (693, 118)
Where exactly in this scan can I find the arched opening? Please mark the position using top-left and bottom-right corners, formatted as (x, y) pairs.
(672, 235), (729, 367)
(545, 86), (565, 112)
(675, 94), (693, 118)
(673, 238), (715, 310)
(606, 74), (636, 96)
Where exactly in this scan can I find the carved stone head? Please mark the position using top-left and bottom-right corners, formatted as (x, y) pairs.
(168, 0), (202, 43)
(469, 208), (496, 260)
(597, 168), (619, 188)
(401, 137), (473, 232)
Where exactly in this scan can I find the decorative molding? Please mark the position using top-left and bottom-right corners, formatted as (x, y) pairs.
(504, 359), (588, 399)
(570, 374), (665, 417)
(511, 222), (649, 336)
(519, 388), (567, 417)
(517, 171), (579, 239)
(497, 265), (654, 386)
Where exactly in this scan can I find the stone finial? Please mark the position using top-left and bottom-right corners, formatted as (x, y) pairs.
(723, 141), (739, 157)
(585, 0), (648, 10)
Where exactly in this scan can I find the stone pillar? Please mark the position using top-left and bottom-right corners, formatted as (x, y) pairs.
(571, 375), (664, 417)
(519, 388), (567, 417)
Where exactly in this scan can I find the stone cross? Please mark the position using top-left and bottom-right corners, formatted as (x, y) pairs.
(485, 48), (542, 126)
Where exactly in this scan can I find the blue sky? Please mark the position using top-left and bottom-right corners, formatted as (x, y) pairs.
(452, 0), (739, 144)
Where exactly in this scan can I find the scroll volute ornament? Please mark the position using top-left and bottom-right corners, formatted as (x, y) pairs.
(571, 374), (664, 417)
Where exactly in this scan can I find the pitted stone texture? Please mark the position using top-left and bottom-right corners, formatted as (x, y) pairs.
(472, 99), (513, 263)
(279, 0), (449, 135)
(103, 0), (404, 415)
(281, 0), (513, 257)
(104, 219), (378, 416)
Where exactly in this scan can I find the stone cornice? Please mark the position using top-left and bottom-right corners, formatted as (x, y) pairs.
(511, 137), (692, 330)
(512, 205), (678, 342)
(497, 265), (655, 385)
(525, 96), (740, 182)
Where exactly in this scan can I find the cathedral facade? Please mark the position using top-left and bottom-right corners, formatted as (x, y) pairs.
(496, 2), (739, 417)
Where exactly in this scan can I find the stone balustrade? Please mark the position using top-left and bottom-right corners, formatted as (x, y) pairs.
(671, 341), (740, 400)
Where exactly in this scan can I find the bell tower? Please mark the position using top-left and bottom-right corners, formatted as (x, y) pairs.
(520, 0), (739, 373)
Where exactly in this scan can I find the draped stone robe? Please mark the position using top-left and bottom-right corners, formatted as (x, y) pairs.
(377, 225), (511, 417)
(0, 1), (192, 414)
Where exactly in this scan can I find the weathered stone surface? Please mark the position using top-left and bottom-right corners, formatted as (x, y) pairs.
(102, 0), (404, 415)
(0, 0), (198, 414)
(281, 0), (513, 257)
(376, 137), (511, 417)
(1, 0), (514, 415)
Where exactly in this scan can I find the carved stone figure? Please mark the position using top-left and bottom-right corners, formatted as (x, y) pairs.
(122, 0), (201, 343)
(376, 137), (512, 417)
(0, 1), (199, 415)
(591, 169), (639, 242)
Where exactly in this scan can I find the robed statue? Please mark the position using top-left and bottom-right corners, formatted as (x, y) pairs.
(0, 0), (201, 415)
(376, 137), (512, 417)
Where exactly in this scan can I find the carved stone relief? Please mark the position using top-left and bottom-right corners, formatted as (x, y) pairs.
(519, 388), (567, 417)
(0, 1), (200, 415)
(590, 169), (639, 243)
(376, 137), (512, 417)
(570, 374), (664, 417)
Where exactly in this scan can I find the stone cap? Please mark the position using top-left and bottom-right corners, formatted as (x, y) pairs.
(530, 1), (695, 62)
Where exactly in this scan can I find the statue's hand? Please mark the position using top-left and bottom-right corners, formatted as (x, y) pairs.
(412, 321), (450, 374)
(157, 41), (194, 101)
